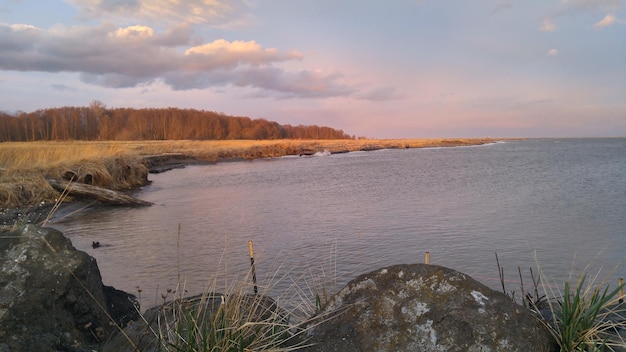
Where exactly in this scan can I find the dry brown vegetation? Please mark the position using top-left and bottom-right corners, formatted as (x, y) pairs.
(0, 138), (494, 208)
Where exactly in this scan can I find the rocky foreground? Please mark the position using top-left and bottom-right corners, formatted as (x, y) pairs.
(0, 225), (138, 351)
(1, 225), (563, 352)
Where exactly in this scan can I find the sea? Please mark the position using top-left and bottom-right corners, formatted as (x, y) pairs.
(50, 138), (626, 308)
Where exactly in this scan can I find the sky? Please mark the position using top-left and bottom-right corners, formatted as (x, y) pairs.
(0, 0), (625, 138)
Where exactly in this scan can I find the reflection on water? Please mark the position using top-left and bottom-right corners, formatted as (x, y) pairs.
(50, 139), (626, 305)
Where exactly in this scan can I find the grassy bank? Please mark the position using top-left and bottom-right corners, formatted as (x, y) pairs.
(0, 138), (493, 209)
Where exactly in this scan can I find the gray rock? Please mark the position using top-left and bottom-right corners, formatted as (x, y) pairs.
(304, 264), (556, 352)
(0, 225), (138, 352)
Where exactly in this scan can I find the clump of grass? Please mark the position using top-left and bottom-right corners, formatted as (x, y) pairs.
(152, 290), (296, 351)
(105, 273), (334, 352)
(496, 253), (625, 351)
(102, 155), (149, 189)
(537, 272), (625, 351)
(104, 238), (341, 352)
(0, 170), (60, 207)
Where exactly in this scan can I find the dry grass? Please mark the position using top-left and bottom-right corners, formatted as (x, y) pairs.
(0, 138), (495, 208)
(103, 227), (341, 352)
(0, 139), (495, 169)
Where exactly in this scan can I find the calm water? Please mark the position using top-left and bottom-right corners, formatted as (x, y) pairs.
(50, 138), (626, 306)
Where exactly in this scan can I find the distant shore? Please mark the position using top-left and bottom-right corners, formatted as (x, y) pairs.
(0, 138), (497, 225)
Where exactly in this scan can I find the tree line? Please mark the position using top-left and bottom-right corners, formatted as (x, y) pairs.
(0, 102), (354, 142)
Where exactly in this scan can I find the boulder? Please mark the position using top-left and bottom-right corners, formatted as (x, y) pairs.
(304, 264), (556, 352)
(0, 225), (138, 352)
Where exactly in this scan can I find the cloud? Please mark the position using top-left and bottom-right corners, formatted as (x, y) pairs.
(491, 2), (513, 15)
(547, 48), (559, 56)
(539, 18), (557, 32)
(593, 14), (616, 27)
(229, 67), (358, 99)
(184, 39), (302, 69)
(0, 24), (42, 51)
(66, 0), (252, 27)
(0, 22), (383, 100)
(0, 2), (396, 102)
(544, 0), (623, 28)
(153, 22), (194, 46)
(554, 0), (622, 14)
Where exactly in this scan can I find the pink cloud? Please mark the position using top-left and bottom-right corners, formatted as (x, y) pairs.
(593, 14), (616, 28)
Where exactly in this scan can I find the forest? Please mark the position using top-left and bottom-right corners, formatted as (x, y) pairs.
(0, 101), (353, 142)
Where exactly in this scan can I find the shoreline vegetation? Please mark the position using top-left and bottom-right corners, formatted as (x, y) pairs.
(2, 138), (626, 351)
(0, 138), (495, 216)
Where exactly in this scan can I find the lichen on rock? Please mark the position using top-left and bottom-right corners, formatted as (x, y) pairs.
(304, 263), (556, 352)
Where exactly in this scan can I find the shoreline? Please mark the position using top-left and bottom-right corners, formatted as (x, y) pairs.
(0, 138), (499, 226)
